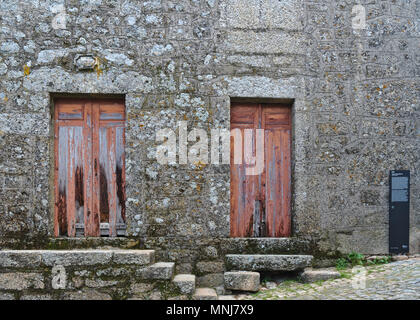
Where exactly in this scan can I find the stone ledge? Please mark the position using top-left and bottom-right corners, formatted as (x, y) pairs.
(220, 238), (313, 255)
(226, 254), (313, 271)
(112, 250), (155, 265)
(41, 251), (113, 267)
(0, 250), (155, 267)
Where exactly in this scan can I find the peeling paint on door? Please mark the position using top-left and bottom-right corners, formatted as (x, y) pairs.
(54, 98), (126, 237)
(230, 103), (291, 238)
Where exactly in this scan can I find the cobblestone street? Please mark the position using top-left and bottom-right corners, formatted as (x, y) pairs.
(230, 258), (419, 300)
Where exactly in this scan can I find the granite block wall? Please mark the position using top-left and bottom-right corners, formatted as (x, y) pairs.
(0, 1), (418, 259)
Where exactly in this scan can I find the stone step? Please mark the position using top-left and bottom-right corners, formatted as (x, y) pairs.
(173, 274), (196, 295)
(0, 249), (155, 267)
(138, 262), (175, 280)
(300, 268), (340, 283)
(224, 271), (260, 292)
(193, 287), (218, 300)
(112, 250), (155, 266)
(226, 254), (313, 272)
(220, 238), (313, 255)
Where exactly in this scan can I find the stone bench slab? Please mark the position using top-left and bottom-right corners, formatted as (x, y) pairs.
(226, 254), (313, 271)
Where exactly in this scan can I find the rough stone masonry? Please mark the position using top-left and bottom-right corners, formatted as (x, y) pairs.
(0, 0), (418, 280)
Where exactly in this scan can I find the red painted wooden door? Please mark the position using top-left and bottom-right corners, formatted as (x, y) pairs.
(54, 98), (126, 237)
(230, 103), (291, 237)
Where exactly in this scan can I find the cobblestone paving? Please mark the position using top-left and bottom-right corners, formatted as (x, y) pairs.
(232, 258), (419, 300)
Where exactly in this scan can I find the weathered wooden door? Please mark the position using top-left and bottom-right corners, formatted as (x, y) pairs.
(54, 98), (126, 237)
(230, 103), (291, 237)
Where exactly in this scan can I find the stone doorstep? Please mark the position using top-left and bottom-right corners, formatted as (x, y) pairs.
(172, 274), (196, 295)
(139, 262), (175, 280)
(226, 254), (313, 272)
(0, 250), (155, 267)
(193, 288), (218, 300)
(220, 238), (312, 255)
(224, 271), (260, 292)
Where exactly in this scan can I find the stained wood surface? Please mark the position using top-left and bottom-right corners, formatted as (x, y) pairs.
(54, 98), (126, 237)
(230, 103), (291, 238)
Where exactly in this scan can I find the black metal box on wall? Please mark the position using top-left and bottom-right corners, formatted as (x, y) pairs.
(389, 170), (410, 254)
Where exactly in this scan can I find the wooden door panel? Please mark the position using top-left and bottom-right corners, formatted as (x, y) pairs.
(55, 98), (125, 238)
(230, 103), (291, 238)
(58, 104), (84, 120)
(231, 106), (259, 125)
(100, 102), (125, 120)
(265, 129), (291, 237)
(55, 126), (85, 237)
(115, 126), (126, 228)
(230, 148), (258, 237)
(263, 106), (290, 128)
(98, 126), (126, 236)
(230, 105), (259, 237)
(83, 103), (99, 236)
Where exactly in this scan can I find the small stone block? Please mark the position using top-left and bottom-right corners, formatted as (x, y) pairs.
(140, 262), (175, 280)
(193, 288), (218, 300)
(300, 269), (341, 283)
(224, 271), (260, 292)
(173, 274), (196, 294)
(0, 251), (42, 268)
(0, 273), (44, 290)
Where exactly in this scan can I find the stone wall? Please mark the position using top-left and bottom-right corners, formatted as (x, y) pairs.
(0, 0), (418, 259)
(297, 0), (419, 254)
(0, 250), (177, 300)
